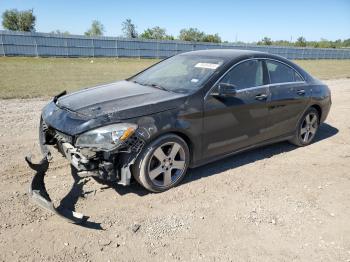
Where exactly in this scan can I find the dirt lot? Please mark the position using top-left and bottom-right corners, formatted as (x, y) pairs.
(0, 79), (349, 262)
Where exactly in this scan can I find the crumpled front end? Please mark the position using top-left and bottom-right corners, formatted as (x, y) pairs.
(26, 99), (146, 223)
(39, 106), (146, 185)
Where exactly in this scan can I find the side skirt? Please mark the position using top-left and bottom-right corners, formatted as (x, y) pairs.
(190, 134), (294, 168)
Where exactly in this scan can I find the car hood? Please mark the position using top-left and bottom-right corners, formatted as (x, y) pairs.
(56, 80), (186, 119)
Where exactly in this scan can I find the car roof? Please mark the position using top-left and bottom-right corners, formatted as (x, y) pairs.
(180, 49), (313, 82)
(181, 49), (266, 59)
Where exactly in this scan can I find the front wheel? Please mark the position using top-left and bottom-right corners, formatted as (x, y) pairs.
(289, 107), (320, 146)
(132, 134), (190, 192)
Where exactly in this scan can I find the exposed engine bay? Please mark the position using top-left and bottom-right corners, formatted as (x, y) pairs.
(41, 118), (145, 186)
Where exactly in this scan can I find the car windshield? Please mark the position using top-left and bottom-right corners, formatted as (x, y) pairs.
(130, 55), (225, 94)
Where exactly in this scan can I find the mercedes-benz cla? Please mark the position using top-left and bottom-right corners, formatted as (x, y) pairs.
(39, 49), (331, 193)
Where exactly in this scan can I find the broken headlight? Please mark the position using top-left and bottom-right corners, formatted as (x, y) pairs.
(75, 123), (138, 151)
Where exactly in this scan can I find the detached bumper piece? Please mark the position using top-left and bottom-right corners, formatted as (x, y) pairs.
(25, 155), (86, 224)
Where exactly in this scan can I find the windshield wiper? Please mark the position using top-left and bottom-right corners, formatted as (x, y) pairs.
(148, 83), (169, 92)
(131, 80), (146, 86)
(132, 80), (171, 92)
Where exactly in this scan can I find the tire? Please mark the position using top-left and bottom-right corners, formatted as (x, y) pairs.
(289, 107), (320, 146)
(132, 134), (190, 193)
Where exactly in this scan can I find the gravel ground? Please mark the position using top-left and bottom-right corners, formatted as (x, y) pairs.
(0, 79), (349, 262)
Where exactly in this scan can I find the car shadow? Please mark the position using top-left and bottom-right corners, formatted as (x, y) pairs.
(94, 123), (339, 196)
(57, 123), (337, 228)
(56, 166), (104, 230)
(183, 123), (338, 184)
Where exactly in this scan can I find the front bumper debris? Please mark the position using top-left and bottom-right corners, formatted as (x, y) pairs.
(25, 154), (86, 224)
(28, 114), (145, 223)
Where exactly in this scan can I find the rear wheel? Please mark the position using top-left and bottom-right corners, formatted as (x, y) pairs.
(289, 107), (320, 146)
(133, 134), (190, 192)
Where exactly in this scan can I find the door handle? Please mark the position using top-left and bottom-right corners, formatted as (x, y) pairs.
(255, 94), (268, 101)
(297, 89), (305, 96)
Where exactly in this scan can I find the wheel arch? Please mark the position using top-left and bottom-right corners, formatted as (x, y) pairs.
(145, 130), (195, 165)
(309, 104), (322, 122)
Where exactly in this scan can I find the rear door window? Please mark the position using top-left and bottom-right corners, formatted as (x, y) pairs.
(266, 60), (303, 84)
(220, 59), (263, 90)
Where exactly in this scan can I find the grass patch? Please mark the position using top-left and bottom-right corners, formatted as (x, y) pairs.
(0, 57), (159, 99)
(0, 57), (349, 99)
(294, 59), (350, 80)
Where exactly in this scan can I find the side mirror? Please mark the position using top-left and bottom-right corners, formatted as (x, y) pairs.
(217, 83), (237, 97)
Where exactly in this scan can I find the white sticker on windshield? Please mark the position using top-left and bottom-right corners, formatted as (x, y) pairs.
(191, 78), (199, 83)
(195, 63), (220, 70)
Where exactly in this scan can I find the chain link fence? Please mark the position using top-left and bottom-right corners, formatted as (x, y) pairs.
(1, 30), (349, 59)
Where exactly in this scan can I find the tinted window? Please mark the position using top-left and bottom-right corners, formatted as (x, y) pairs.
(266, 60), (303, 84)
(220, 60), (263, 90)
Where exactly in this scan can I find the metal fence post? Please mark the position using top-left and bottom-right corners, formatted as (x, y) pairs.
(115, 39), (119, 58)
(91, 38), (95, 57)
(138, 40), (141, 59)
(64, 37), (68, 57)
(284, 46), (287, 59)
(0, 32), (5, 56)
(301, 48), (304, 60)
(33, 35), (39, 57)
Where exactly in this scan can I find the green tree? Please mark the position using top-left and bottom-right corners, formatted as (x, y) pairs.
(273, 40), (292, 46)
(179, 28), (205, 42)
(343, 38), (350, 47)
(2, 9), (36, 32)
(122, 19), (138, 38)
(140, 26), (175, 40)
(140, 26), (166, 39)
(50, 30), (70, 35)
(164, 35), (175, 40)
(258, 37), (272, 45)
(202, 33), (221, 43)
(333, 39), (342, 48)
(85, 20), (104, 36)
(295, 36), (306, 47)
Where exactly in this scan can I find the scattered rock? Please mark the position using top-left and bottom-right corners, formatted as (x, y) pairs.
(64, 242), (69, 246)
(99, 239), (112, 247)
(248, 211), (259, 224)
(132, 223), (141, 233)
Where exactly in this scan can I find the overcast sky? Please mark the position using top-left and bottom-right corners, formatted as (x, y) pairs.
(0, 0), (349, 42)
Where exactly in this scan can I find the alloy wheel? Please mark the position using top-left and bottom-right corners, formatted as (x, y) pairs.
(300, 112), (318, 143)
(148, 142), (186, 187)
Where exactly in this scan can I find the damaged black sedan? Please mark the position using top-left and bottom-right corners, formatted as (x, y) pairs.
(35, 49), (331, 197)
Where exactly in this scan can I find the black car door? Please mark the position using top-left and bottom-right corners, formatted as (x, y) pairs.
(265, 59), (311, 137)
(202, 59), (272, 160)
